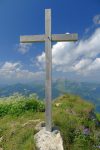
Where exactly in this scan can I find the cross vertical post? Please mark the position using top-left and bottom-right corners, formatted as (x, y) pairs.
(45, 9), (52, 132)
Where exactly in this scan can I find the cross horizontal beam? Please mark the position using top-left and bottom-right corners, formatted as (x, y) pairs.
(20, 33), (78, 43)
(20, 35), (45, 43)
(52, 33), (78, 42)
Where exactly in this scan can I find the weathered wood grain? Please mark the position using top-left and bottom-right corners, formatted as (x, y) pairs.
(45, 9), (52, 132)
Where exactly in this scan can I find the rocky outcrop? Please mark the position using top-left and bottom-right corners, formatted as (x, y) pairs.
(34, 122), (64, 150)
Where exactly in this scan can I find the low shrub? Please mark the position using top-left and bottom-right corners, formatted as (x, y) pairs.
(0, 93), (45, 116)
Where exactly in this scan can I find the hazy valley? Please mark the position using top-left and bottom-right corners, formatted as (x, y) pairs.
(0, 80), (100, 112)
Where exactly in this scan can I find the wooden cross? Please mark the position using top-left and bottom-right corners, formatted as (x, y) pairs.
(20, 9), (78, 132)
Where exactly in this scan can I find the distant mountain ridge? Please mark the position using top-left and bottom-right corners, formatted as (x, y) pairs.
(0, 80), (100, 112)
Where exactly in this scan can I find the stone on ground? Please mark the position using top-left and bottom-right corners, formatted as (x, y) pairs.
(34, 126), (64, 150)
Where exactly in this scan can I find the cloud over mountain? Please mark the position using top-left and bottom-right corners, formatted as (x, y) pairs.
(1, 28), (100, 84)
(0, 62), (44, 84)
(37, 28), (100, 77)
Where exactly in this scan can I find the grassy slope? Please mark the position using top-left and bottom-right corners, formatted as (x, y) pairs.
(0, 94), (100, 150)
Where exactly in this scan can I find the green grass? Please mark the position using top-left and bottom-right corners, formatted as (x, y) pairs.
(0, 112), (44, 150)
(53, 94), (100, 150)
(0, 93), (100, 150)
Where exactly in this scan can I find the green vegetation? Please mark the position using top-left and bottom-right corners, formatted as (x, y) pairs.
(0, 93), (45, 117)
(0, 93), (100, 150)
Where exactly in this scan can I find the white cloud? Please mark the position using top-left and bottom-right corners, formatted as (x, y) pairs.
(0, 62), (44, 83)
(37, 28), (100, 76)
(17, 43), (32, 54)
(74, 59), (92, 73)
(93, 14), (100, 25)
(86, 58), (100, 72)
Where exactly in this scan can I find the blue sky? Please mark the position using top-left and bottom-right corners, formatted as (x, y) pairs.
(0, 0), (100, 84)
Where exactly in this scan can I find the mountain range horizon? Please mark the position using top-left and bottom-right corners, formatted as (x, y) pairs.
(0, 79), (100, 112)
